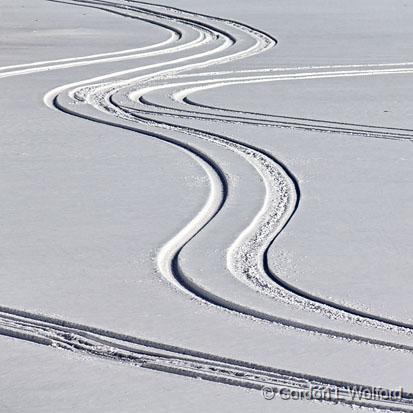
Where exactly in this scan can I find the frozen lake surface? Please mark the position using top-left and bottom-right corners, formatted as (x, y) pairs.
(1, 0), (412, 411)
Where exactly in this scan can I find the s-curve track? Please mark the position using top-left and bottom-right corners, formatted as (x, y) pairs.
(1, 0), (413, 410)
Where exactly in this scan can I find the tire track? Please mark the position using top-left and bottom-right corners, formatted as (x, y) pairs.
(1, 306), (413, 411)
(123, 67), (413, 142)
(2, 0), (413, 409)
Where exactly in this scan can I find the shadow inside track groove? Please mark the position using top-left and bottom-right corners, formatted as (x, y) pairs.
(183, 95), (413, 137)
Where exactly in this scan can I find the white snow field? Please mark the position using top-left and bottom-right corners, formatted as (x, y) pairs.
(1, 0), (412, 411)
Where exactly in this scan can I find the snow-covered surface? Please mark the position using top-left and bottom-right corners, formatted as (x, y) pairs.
(1, 0), (412, 411)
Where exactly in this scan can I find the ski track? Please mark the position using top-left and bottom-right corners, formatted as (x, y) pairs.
(2, 0), (413, 409)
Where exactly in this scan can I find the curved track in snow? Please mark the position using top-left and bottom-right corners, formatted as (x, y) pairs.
(1, 0), (413, 409)
(127, 66), (413, 142)
(44, 0), (413, 338)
